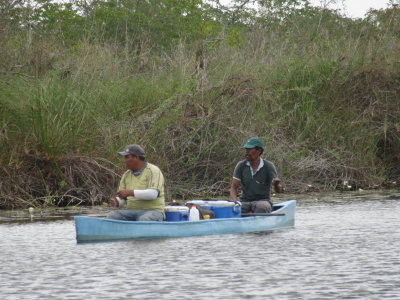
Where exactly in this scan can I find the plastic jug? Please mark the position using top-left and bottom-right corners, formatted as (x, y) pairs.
(189, 205), (200, 221)
(116, 196), (126, 208)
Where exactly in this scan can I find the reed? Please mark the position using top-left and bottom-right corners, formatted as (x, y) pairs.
(0, 7), (399, 207)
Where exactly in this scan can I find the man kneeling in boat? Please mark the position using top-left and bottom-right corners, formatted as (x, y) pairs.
(230, 137), (283, 214)
(107, 144), (165, 221)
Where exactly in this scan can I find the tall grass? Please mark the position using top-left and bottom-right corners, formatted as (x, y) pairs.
(0, 9), (399, 207)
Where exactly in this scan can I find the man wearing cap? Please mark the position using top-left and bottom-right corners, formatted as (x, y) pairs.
(107, 144), (165, 221)
(230, 137), (283, 214)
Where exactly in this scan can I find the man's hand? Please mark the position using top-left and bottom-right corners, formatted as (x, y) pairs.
(117, 189), (134, 199)
(110, 197), (119, 207)
(273, 178), (284, 193)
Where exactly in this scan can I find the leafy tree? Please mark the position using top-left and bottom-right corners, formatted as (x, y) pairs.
(366, 2), (400, 36)
(77, 0), (223, 49)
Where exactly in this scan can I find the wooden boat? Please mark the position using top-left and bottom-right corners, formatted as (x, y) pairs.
(74, 200), (296, 243)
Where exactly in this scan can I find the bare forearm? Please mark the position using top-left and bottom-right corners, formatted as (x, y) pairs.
(230, 187), (238, 201)
(230, 179), (241, 201)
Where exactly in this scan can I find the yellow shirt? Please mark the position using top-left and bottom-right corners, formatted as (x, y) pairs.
(119, 163), (165, 213)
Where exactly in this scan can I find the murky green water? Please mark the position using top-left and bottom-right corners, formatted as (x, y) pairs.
(1, 190), (399, 299)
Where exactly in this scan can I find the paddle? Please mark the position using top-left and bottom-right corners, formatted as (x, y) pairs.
(241, 213), (286, 217)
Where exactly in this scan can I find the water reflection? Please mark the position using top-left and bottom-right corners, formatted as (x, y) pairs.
(0, 191), (399, 299)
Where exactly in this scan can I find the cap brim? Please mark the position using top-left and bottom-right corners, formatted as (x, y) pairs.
(117, 151), (129, 156)
(242, 143), (254, 148)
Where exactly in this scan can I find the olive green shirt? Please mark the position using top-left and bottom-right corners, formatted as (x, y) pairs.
(233, 159), (278, 201)
(119, 163), (165, 213)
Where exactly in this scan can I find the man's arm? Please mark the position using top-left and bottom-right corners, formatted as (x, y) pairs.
(117, 189), (134, 199)
(230, 178), (241, 201)
(116, 189), (158, 200)
(115, 165), (162, 201)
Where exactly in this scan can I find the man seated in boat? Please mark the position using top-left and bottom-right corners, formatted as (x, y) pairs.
(230, 137), (283, 214)
(107, 144), (165, 221)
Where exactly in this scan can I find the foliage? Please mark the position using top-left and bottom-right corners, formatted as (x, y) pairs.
(0, 1), (399, 207)
(365, 3), (400, 36)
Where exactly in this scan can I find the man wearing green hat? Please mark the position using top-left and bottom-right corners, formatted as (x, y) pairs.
(230, 137), (283, 213)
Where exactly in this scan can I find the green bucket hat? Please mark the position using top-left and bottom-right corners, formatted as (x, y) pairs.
(242, 137), (265, 149)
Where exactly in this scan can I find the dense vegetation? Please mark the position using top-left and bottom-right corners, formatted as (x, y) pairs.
(1, 0), (399, 209)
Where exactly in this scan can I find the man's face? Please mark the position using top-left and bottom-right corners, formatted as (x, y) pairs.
(245, 147), (261, 161)
(124, 154), (138, 170)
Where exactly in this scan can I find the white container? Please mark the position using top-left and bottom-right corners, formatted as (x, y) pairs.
(188, 205), (200, 221)
(187, 200), (208, 206)
(116, 197), (126, 208)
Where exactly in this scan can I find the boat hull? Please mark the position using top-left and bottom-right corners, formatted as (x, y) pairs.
(74, 200), (296, 242)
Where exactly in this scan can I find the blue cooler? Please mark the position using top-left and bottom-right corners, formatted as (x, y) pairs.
(186, 200), (241, 218)
(165, 206), (189, 221)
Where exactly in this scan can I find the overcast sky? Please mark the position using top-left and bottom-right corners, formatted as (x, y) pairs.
(222, 1), (392, 19)
(310, 0), (391, 18)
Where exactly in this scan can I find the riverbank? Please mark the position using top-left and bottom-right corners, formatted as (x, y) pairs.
(1, 3), (399, 209)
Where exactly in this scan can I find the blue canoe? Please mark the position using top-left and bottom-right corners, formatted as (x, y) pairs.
(74, 200), (296, 243)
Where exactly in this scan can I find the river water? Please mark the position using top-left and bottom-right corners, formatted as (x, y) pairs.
(1, 191), (399, 300)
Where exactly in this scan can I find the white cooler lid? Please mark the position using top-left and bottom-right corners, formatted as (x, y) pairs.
(165, 206), (189, 212)
(186, 200), (234, 207)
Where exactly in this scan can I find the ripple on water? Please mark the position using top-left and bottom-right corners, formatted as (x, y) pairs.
(1, 197), (400, 299)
